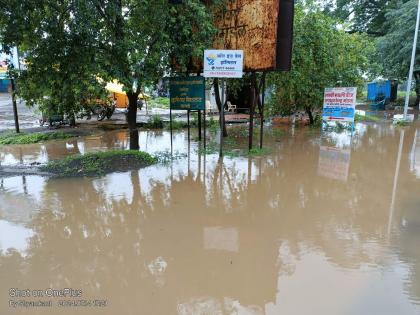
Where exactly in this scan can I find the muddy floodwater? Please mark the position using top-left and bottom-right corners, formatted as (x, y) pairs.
(1, 123), (420, 315)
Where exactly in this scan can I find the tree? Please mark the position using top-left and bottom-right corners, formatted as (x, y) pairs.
(267, 5), (375, 124)
(377, 0), (420, 106)
(0, 0), (106, 125)
(92, 0), (221, 149)
(322, 0), (420, 107)
(323, 0), (398, 36)
(0, 0), (221, 149)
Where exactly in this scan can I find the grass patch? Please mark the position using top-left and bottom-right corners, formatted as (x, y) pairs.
(148, 97), (170, 109)
(249, 147), (272, 156)
(41, 150), (157, 177)
(355, 114), (381, 122)
(0, 132), (72, 145)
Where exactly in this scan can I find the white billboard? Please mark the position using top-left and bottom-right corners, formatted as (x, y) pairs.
(322, 87), (357, 122)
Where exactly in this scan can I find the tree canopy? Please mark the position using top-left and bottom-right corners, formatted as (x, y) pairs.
(325, 0), (420, 105)
(267, 5), (375, 123)
(377, 0), (420, 78)
(0, 0), (222, 146)
(0, 0), (105, 119)
(324, 0), (398, 35)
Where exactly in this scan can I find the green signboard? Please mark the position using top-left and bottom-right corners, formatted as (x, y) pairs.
(170, 76), (205, 110)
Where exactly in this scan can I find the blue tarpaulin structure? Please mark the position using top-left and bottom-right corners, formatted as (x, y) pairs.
(367, 80), (398, 102)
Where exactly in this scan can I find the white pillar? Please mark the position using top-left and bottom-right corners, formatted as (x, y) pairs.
(403, 0), (420, 120)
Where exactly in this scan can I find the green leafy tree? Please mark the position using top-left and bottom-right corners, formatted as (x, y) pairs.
(268, 5), (375, 124)
(0, 0), (221, 148)
(91, 0), (221, 149)
(377, 0), (420, 106)
(323, 0), (398, 35)
(0, 0), (106, 125)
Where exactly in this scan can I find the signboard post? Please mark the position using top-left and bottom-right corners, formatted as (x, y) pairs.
(203, 50), (244, 157)
(322, 87), (357, 124)
(169, 76), (205, 152)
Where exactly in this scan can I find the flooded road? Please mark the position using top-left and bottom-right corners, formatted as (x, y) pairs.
(1, 123), (420, 314)
(0, 93), (39, 131)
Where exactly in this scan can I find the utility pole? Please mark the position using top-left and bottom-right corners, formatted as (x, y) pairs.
(11, 77), (20, 133)
(403, 0), (420, 120)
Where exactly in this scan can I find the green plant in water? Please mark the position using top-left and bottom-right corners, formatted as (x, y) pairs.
(355, 114), (380, 122)
(270, 128), (285, 138)
(394, 120), (410, 127)
(154, 150), (187, 164)
(144, 114), (164, 129)
(206, 117), (219, 132)
(248, 147), (272, 156)
(166, 120), (187, 130)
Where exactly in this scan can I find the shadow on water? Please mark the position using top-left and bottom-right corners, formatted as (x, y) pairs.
(1, 123), (420, 314)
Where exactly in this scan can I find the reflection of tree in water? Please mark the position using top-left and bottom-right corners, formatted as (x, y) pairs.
(1, 124), (420, 313)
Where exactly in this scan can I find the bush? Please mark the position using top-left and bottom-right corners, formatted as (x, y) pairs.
(144, 114), (164, 129)
(41, 150), (157, 176)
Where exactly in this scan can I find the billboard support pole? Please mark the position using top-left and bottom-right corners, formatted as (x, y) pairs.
(249, 72), (256, 151)
(170, 108), (173, 154)
(260, 73), (266, 149)
(197, 73), (202, 141)
(203, 106), (206, 149)
(198, 110), (202, 141)
(219, 79), (225, 157)
(187, 109), (191, 144)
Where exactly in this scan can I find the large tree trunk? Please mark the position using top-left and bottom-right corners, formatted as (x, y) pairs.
(127, 92), (139, 150)
(305, 106), (314, 125)
(213, 78), (228, 137)
(69, 111), (76, 127)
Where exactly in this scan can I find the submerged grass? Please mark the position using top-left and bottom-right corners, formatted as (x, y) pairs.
(355, 114), (381, 122)
(144, 114), (165, 129)
(41, 150), (157, 177)
(0, 132), (72, 145)
(394, 120), (410, 127)
(197, 138), (272, 158)
(198, 145), (272, 158)
(154, 150), (188, 164)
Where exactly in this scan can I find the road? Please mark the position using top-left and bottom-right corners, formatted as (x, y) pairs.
(0, 93), (39, 131)
(0, 93), (178, 132)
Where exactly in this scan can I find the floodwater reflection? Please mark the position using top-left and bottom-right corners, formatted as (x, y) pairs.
(0, 130), (194, 166)
(1, 123), (420, 314)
